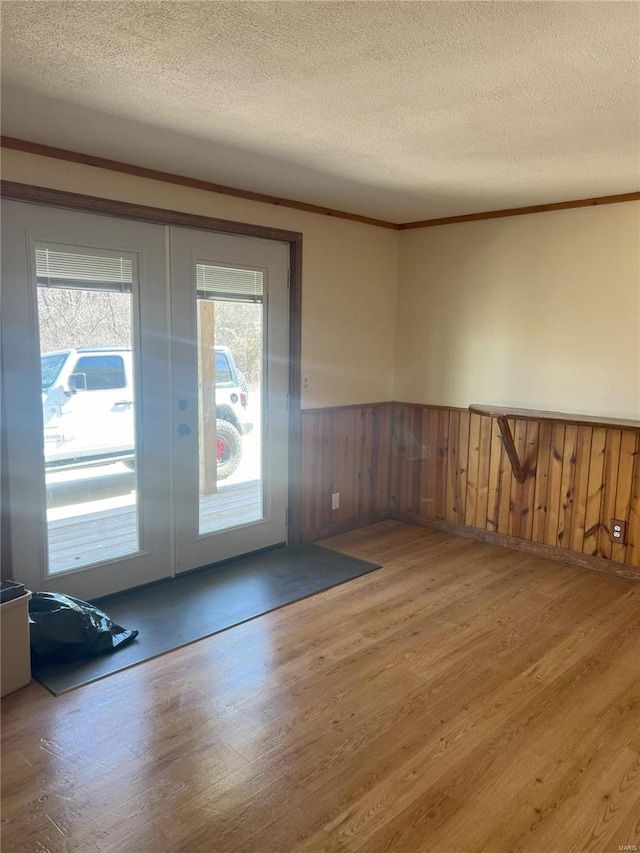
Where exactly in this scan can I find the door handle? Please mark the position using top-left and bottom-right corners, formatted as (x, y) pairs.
(113, 400), (133, 408)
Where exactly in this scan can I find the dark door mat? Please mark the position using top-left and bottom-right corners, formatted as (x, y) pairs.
(31, 544), (381, 695)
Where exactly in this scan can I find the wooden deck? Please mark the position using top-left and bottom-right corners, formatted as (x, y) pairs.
(46, 479), (262, 573)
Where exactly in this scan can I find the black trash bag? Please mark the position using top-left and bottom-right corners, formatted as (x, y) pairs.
(29, 592), (138, 663)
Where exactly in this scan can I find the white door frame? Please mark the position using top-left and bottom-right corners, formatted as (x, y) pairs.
(1, 200), (174, 599)
(170, 226), (290, 573)
(0, 184), (304, 597)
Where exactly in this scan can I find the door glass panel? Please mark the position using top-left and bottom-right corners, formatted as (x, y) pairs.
(196, 263), (264, 535)
(36, 244), (140, 573)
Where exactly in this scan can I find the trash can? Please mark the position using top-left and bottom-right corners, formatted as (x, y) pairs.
(1, 586), (33, 697)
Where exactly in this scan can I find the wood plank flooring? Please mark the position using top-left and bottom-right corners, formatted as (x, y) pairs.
(2, 520), (639, 853)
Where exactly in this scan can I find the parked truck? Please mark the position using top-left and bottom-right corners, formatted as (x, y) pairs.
(40, 345), (251, 479)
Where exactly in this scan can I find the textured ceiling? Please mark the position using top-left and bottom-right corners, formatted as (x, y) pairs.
(1, 1), (639, 223)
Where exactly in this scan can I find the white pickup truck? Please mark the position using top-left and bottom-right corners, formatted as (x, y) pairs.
(40, 346), (252, 479)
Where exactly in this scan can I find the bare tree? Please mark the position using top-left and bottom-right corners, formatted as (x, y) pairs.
(38, 289), (132, 351)
(214, 301), (262, 389)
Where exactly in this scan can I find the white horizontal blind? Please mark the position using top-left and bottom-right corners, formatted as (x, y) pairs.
(35, 246), (135, 292)
(196, 263), (264, 303)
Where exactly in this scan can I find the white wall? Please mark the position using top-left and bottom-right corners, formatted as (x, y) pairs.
(4, 148), (639, 419)
(395, 202), (640, 419)
(1, 149), (399, 409)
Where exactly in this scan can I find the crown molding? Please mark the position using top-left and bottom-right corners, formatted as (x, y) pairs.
(2, 136), (638, 230)
(0, 136), (399, 231)
(399, 192), (640, 229)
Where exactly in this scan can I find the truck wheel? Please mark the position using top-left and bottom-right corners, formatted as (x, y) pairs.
(216, 418), (242, 479)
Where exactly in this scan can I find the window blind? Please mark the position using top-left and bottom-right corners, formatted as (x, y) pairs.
(35, 247), (134, 292)
(196, 263), (263, 303)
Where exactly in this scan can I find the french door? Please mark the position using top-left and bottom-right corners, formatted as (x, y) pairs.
(170, 227), (289, 572)
(1, 200), (290, 599)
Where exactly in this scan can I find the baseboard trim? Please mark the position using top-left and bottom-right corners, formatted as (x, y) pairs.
(387, 511), (640, 583)
(304, 508), (640, 581)
(306, 513), (388, 544)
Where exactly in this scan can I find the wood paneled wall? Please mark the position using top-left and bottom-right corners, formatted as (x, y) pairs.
(300, 405), (391, 540)
(299, 403), (640, 578)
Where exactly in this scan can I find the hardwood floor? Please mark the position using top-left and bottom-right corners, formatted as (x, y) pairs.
(2, 520), (639, 853)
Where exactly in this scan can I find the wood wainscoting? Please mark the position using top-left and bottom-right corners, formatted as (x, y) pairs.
(300, 403), (640, 579)
(300, 404), (392, 541)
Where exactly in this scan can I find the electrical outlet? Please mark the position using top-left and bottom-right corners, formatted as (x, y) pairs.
(610, 519), (627, 545)
(332, 492), (340, 510)
(302, 375), (310, 392)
